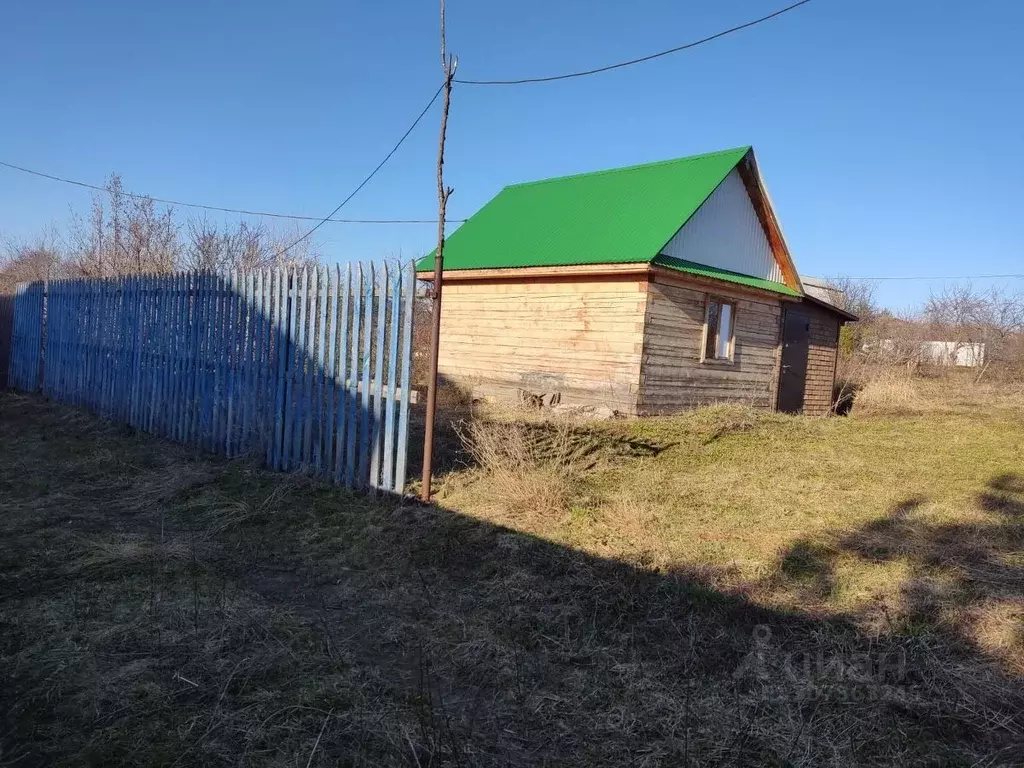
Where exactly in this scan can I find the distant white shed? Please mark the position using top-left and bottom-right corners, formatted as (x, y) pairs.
(873, 339), (986, 367)
(919, 341), (985, 367)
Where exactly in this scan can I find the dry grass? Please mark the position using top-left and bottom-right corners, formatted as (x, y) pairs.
(438, 385), (1024, 763)
(850, 369), (924, 415)
(453, 417), (586, 524)
(3, 386), (1024, 766)
(841, 363), (1024, 419)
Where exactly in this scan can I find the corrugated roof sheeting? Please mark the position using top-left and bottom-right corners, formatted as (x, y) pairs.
(659, 168), (782, 283)
(801, 277), (846, 307)
(416, 147), (750, 272)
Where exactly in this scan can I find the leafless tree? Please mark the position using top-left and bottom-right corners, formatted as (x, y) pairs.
(824, 276), (880, 321)
(182, 217), (324, 272)
(262, 223), (324, 272)
(0, 226), (68, 292)
(825, 277), (886, 366)
(59, 175), (323, 278)
(182, 217), (275, 272)
(66, 174), (181, 277)
(924, 284), (1024, 375)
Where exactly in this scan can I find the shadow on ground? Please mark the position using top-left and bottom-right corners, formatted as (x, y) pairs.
(776, 479), (1024, 671)
(404, 400), (674, 482)
(1, 393), (1022, 766)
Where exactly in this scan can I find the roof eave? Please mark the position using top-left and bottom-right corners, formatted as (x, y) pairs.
(649, 263), (801, 299)
(415, 262), (650, 282)
(800, 292), (859, 322)
(734, 150), (805, 294)
(416, 261), (799, 300)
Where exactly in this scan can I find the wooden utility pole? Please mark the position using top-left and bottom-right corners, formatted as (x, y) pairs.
(420, 0), (456, 502)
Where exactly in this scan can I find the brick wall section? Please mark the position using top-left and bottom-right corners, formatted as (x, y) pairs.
(801, 302), (841, 416)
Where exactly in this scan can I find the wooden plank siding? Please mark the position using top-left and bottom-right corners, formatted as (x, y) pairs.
(638, 273), (784, 414)
(430, 268), (844, 418)
(435, 277), (647, 414)
(801, 301), (842, 416)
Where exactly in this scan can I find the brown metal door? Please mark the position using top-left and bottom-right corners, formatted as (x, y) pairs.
(777, 308), (810, 414)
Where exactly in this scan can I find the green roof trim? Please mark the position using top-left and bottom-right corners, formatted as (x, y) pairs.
(416, 146), (752, 273)
(652, 255), (801, 297)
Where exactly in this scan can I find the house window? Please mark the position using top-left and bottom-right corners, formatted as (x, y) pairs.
(703, 297), (735, 361)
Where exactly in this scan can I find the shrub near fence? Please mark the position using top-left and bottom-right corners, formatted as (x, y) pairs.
(6, 263), (416, 493)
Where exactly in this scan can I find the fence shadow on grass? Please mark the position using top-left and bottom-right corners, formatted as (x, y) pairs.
(839, 478), (1024, 650)
(2, 394), (1023, 766)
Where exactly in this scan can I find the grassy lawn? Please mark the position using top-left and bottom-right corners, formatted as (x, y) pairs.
(442, 382), (1024, 641)
(2, 382), (1023, 766)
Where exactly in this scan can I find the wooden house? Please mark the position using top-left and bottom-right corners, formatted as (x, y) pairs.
(416, 147), (855, 416)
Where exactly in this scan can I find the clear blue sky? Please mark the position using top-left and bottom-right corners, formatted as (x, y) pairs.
(1, 0), (1021, 309)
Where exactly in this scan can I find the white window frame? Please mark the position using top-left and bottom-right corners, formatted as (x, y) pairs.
(700, 295), (736, 363)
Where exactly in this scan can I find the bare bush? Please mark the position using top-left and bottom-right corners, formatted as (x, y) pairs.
(828, 279), (923, 409)
(182, 217), (275, 272)
(3, 173), (324, 285)
(455, 417), (585, 522)
(924, 284), (1024, 378)
(182, 217), (323, 273)
(0, 227), (68, 292)
(831, 278), (1023, 414)
(65, 174), (181, 277)
(824, 276), (880, 320)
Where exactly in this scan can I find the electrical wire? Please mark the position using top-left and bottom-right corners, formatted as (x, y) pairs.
(274, 82), (448, 256)
(806, 272), (1024, 280)
(0, 89), (464, 228)
(454, 0), (813, 86)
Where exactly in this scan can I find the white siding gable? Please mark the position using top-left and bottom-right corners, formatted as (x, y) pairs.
(659, 168), (783, 283)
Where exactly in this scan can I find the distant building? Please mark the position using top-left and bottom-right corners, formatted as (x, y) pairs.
(873, 339), (986, 367)
(919, 341), (985, 367)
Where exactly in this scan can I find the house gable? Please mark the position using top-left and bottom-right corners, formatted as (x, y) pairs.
(416, 146), (803, 297)
(416, 147), (750, 273)
(659, 167), (783, 284)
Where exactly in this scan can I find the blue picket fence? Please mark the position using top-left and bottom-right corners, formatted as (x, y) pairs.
(7, 282), (45, 393)
(6, 262), (417, 494)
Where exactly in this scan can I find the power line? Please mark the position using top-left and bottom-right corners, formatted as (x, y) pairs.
(0, 116), (465, 227)
(813, 274), (1024, 281)
(275, 82), (447, 256)
(454, 0), (813, 86)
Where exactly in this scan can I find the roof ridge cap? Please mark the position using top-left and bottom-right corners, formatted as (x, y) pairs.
(504, 146), (751, 191)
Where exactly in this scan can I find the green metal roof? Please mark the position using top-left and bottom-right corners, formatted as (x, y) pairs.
(653, 255), (801, 297)
(416, 146), (798, 297)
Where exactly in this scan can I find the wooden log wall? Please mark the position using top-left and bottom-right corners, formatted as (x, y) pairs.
(638, 274), (783, 414)
(436, 276), (647, 414)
